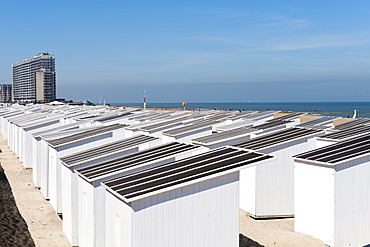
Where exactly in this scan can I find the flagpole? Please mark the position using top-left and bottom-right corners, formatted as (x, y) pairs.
(143, 90), (147, 110)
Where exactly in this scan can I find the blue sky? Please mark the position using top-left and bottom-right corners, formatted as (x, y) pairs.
(1, 1), (370, 103)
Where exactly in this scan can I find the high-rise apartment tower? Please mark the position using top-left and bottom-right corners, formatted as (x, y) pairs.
(12, 52), (56, 102)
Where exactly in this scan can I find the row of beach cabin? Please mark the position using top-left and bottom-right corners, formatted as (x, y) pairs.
(0, 103), (369, 246)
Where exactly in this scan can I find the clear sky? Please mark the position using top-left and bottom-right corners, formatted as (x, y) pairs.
(1, 1), (370, 103)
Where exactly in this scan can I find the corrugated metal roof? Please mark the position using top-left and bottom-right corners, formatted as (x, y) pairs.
(318, 125), (370, 140)
(42, 127), (101, 141)
(162, 119), (219, 137)
(103, 147), (273, 202)
(129, 111), (174, 121)
(334, 118), (370, 130)
(215, 120), (254, 132)
(226, 111), (256, 120)
(32, 121), (88, 138)
(267, 112), (304, 122)
(126, 113), (203, 131)
(93, 112), (133, 123)
(253, 119), (291, 130)
(139, 116), (194, 132)
(231, 127), (323, 151)
(60, 135), (158, 167)
(301, 125), (330, 130)
(76, 142), (199, 181)
(47, 123), (127, 148)
(294, 133), (370, 165)
(242, 111), (278, 121)
(205, 112), (233, 121)
(192, 127), (256, 145)
(297, 116), (338, 128)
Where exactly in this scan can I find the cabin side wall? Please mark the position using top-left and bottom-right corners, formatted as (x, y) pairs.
(254, 138), (310, 217)
(105, 190), (133, 247)
(294, 161), (335, 246)
(77, 178), (96, 247)
(130, 172), (240, 247)
(239, 166), (256, 215)
(335, 157), (370, 247)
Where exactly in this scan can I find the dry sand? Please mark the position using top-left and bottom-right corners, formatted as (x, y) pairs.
(0, 134), (325, 247)
(239, 210), (325, 247)
(0, 135), (71, 247)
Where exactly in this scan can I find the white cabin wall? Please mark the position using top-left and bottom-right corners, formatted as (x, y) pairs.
(335, 157), (370, 247)
(105, 191), (133, 247)
(32, 138), (41, 187)
(131, 172), (239, 247)
(240, 166), (256, 215)
(252, 139), (310, 217)
(315, 138), (337, 149)
(61, 165), (78, 246)
(78, 179), (96, 247)
(40, 139), (50, 198)
(94, 186), (106, 247)
(48, 148), (59, 212)
(294, 161), (335, 246)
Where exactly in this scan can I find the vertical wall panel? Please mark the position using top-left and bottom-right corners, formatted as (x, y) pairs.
(128, 172), (239, 247)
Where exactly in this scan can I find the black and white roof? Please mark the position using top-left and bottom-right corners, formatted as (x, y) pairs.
(226, 111), (255, 120)
(205, 112), (233, 121)
(16, 115), (62, 129)
(334, 118), (370, 130)
(102, 147), (273, 202)
(253, 119), (292, 130)
(192, 127), (256, 146)
(32, 121), (88, 138)
(139, 114), (204, 132)
(76, 142), (200, 182)
(92, 112), (133, 123)
(267, 112), (304, 122)
(294, 133), (370, 165)
(215, 120), (254, 132)
(231, 127), (323, 151)
(60, 135), (159, 168)
(129, 111), (175, 121)
(297, 116), (338, 128)
(242, 111), (277, 121)
(47, 123), (127, 148)
(162, 120), (219, 137)
(318, 125), (370, 141)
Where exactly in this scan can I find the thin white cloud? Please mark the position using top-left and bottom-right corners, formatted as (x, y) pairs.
(192, 7), (246, 18)
(201, 32), (370, 52)
(269, 34), (370, 51)
(271, 57), (292, 61)
(258, 14), (310, 28)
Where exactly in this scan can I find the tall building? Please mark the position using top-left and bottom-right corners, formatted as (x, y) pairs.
(12, 52), (56, 102)
(0, 84), (12, 102)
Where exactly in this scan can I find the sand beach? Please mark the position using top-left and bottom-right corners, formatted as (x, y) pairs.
(0, 133), (325, 247)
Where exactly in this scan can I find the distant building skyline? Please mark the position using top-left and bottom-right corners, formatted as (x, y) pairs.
(0, 84), (12, 103)
(12, 52), (56, 102)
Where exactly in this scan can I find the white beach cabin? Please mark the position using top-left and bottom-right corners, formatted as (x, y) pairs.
(294, 133), (370, 246)
(75, 142), (206, 247)
(59, 134), (161, 246)
(46, 123), (127, 213)
(102, 147), (274, 247)
(231, 127), (324, 218)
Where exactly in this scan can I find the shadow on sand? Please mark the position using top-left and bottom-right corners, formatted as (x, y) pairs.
(0, 164), (35, 247)
(239, 233), (265, 247)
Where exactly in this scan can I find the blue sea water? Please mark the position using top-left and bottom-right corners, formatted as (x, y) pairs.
(112, 102), (370, 119)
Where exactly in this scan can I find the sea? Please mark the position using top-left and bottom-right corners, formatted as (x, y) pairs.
(112, 102), (370, 119)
